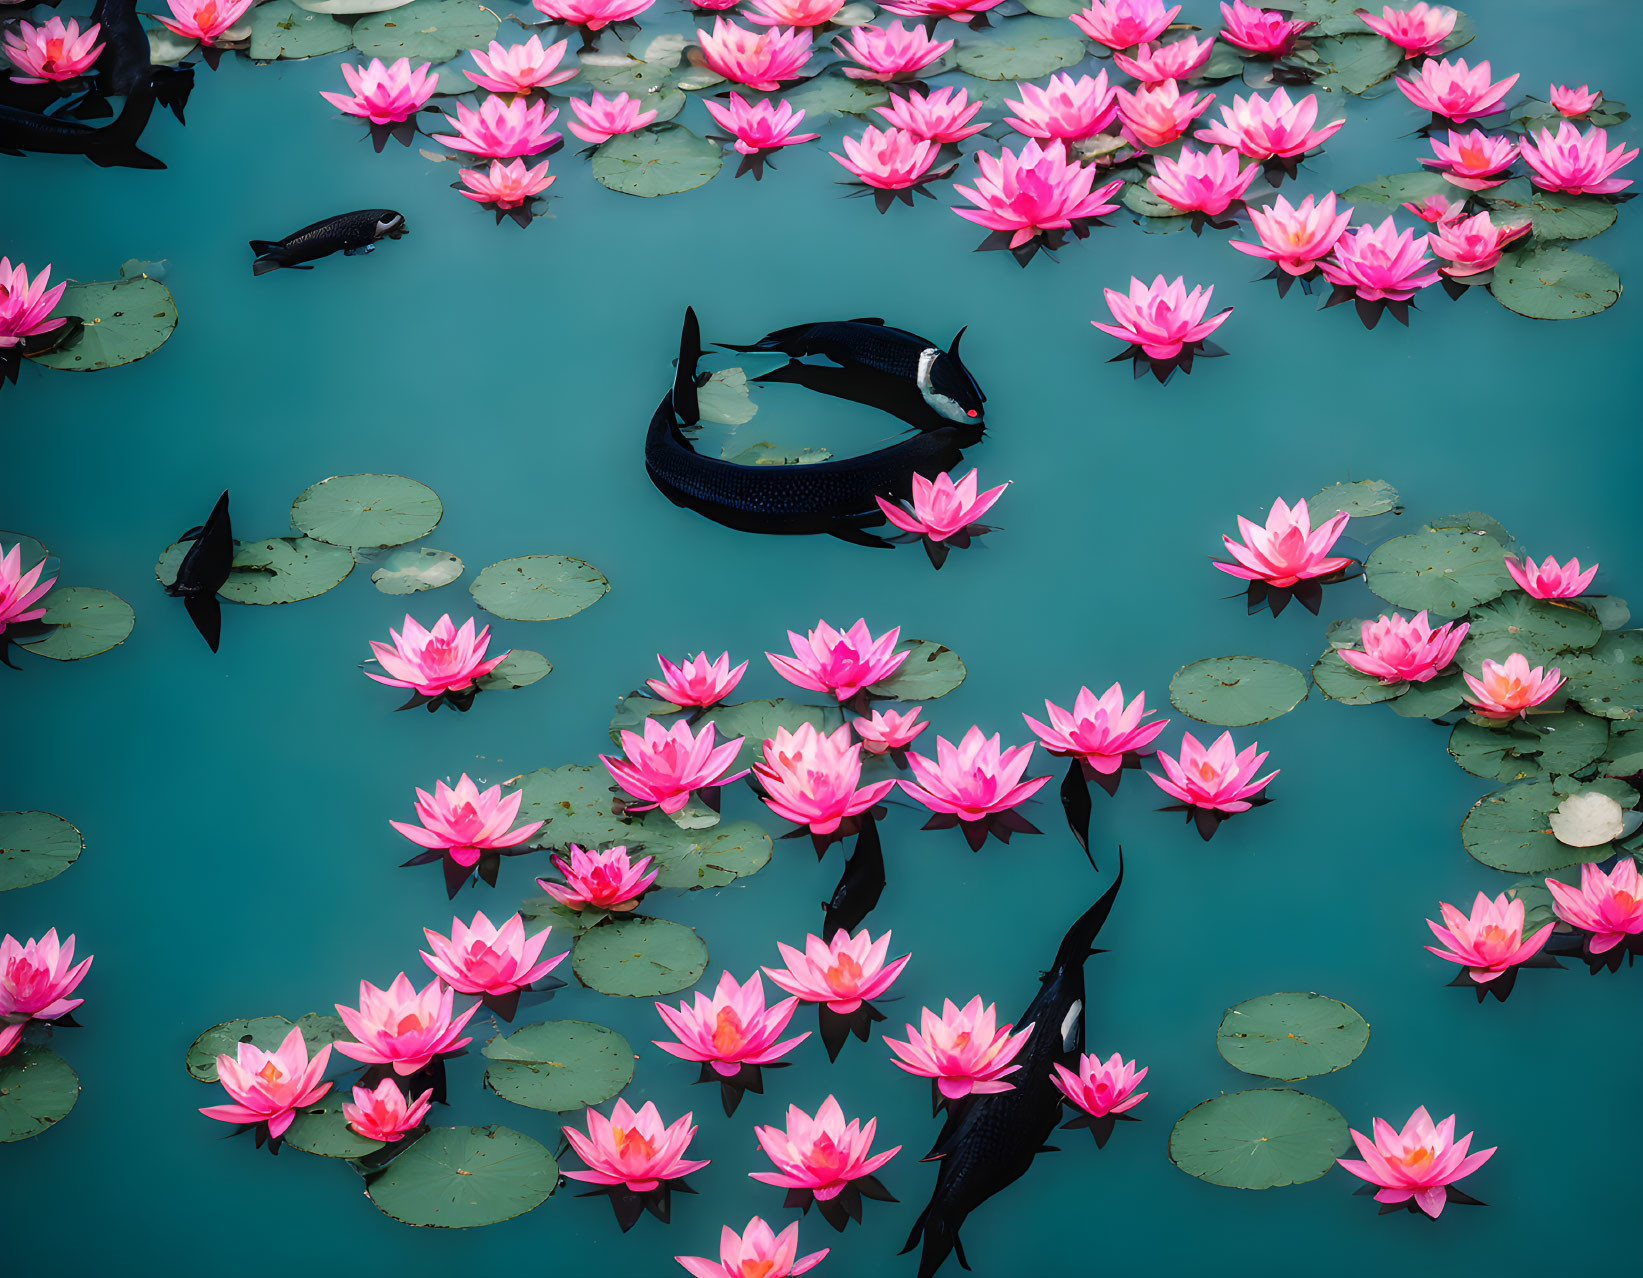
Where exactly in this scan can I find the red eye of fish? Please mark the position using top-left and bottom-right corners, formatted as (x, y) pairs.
(967, 409), (978, 417)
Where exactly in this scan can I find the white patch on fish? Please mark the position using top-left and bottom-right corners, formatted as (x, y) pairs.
(1060, 999), (1082, 1050)
(917, 346), (971, 424)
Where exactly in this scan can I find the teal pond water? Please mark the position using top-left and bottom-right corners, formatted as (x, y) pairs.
(4, 0), (1643, 1273)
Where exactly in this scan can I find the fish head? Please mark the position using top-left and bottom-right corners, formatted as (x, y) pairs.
(374, 211), (408, 241)
(917, 346), (986, 424)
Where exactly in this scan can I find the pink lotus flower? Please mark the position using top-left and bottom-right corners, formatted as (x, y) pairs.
(3, 17), (103, 83)
(1338, 611), (1468, 684)
(1150, 730), (1276, 812)
(458, 158), (555, 209)
(764, 928), (911, 1014)
(1462, 653), (1564, 720)
(852, 707), (927, 755)
(1092, 275), (1231, 360)
(0, 1022), (20, 1058)
(0, 929), (91, 1021)
(836, 22), (950, 82)
(696, 19), (812, 92)
(0, 540), (56, 630)
(1147, 145), (1257, 214)
(564, 1099), (709, 1191)
(1402, 191), (1466, 223)
(649, 651), (748, 707)
(466, 36), (578, 93)
(342, 1077), (433, 1142)
(1550, 83), (1601, 117)
(753, 721), (897, 835)
(320, 57), (435, 124)
(1113, 35), (1215, 83)
(1395, 56), (1518, 122)
(1338, 1107), (1495, 1217)
(884, 996), (1033, 1099)
(655, 971), (809, 1076)
(1218, 0), (1312, 55)
(1358, 3), (1455, 58)
(1116, 79), (1214, 148)
(1427, 209), (1529, 276)
(1004, 70), (1119, 144)
(1195, 88), (1344, 159)
(746, 0), (844, 26)
(334, 973), (477, 1075)
(874, 85), (987, 143)
(1548, 859), (1643, 954)
(1319, 215), (1440, 300)
(1504, 552), (1598, 600)
(881, 0), (1001, 20)
(391, 774), (543, 869)
(539, 844), (659, 911)
(531, 0), (652, 29)
(601, 716), (748, 813)
(900, 726), (1050, 822)
(433, 96), (561, 159)
(876, 468), (1007, 540)
(768, 618), (907, 701)
(156, 0), (253, 45)
(1231, 191), (1353, 275)
(420, 910), (566, 996)
(367, 614), (508, 697)
(567, 91), (658, 144)
(953, 140), (1123, 247)
(1420, 128), (1517, 190)
(1215, 496), (1350, 586)
(1050, 1050), (1148, 1117)
(1069, 0), (1179, 51)
(1023, 683), (1169, 773)
(198, 1025), (331, 1139)
(1518, 123), (1637, 195)
(1426, 890), (1553, 982)
(704, 92), (819, 154)
(0, 258), (67, 349)
(833, 124), (940, 189)
(751, 1096), (900, 1199)
(677, 1218), (828, 1278)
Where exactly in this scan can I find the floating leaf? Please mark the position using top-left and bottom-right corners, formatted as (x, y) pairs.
(609, 694), (680, 746)
(1200, 39), (1247, 79)
(185, 1016), (294, 1082)
(476, 649), (553, 690)
(506, 765), (631, 850)
(1287, 0), (1381, 35)
(592, 125), (722, 197)
(1491, 246), (1622, 321)
(517, 894), (606, 941)
(0, 532), (48, 572)
(291, 474), (443, 549)
(1482, 178), (1617, 241)
(1461, 777), (1636, 873)
(869, 640), (966, 702)
(1169, 1089), (1349, 1190)
(1425, 510), (1511, 543)
(371, 546), (464, 595)
(26, 276), (176, 371)
(1389, 671), (1465, 719)
(1447, 721), (1542, 783)
(470, 555), (609, 622)
(572, 917), (708, 997)
(0, 811), (82, 892)
(155, 537), (354, 605)
(698, 699), (832, 773)
(1586, 596), (1630, 631)
(1518, 710), (1610, 778)
(483, 1020), (635, 1111)
(1339, 170), (1458, 208)
(698, 367), (758, 426)
(1122, 182), (1190, 218)
(294, 1011), (348, 1055)
(1458, 594), (1602, 667)
(0, 1045), (79, 1143)
(147, 28), (197, 63)
(248, 4), (354, 58)
(1558, 630), (1643, 720)
(1549, 790), (1627, 848)
(956, 35), (1086, 80)
(644, 820), (773, 890)
(1017, 0), (1082, 14)
(767, 73), (888, 119)
(1169, 656), (1307, 726)
(1310, 650), (1406, 706)
(1363, 529), (1510, 614)
(352, 0), (498, 63)
(1310, 34), (1400, 94)
(367, 1126), (558, 1228)
(284, 1097), (385, 1159)
(17, 587), (134, 661)
(1215, 993), (1369, 1081)
(1307, 479), (1399, 519)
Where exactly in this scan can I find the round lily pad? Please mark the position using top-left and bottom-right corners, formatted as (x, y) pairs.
(295, 1011), (349, 1054)
(507, 764), (631, 850)
(1447, 721), (1542, 783)
(470, 555), (609, 621)
(248, 4), (354, 58)
(284, 1096), (386, 1159)
(956, 35), (1086, 81)
(1169, 1089), (1349, 1190)
(572, 917), (708, 997)
(366, 1125), (558, 1228)
(1559, 631), (1643, 720)
(291, 474), (443, 550)
(1461, 777), (1636, 873)
(1521, 711), (1608, 775)
(0, 1044), (79, 1143)
(1310, 33), (1400, 94)
(592, 126), (723, 198)
(351, 0), (499, 63)
(483, 1019), (635, 1111)
(1307, 479), (1399, 520)
(1426, 511), (1512, 543)
(17, 587), (134, 661)
(609, 694), (681, 746)
(371, 547), (464, 596)
(698, 699), (831, 773)
(185, 1016), (294, 1082)
(1215, 993), (1369, 1081)
(1389, 672), (1465, 719)
(1123, 183), (1190, 218)
(1169, 656), (1307, 726)
(0, 811), (83, 892)
(1459, 594), (1602, 668)
(1339, 170), (1457, 209)
(1364, 530), (1510, 614)
(147, 28), (196, 63)
(26, 275), (176, 371)
(1491, 247), (1622, 321)
(645, 820), (773, 890)
(1482, 178), (1617, 242)
(770, 74), (888, 119)
(154, 537), (354, 604)
(1311, 651), (1406, 706)
(868, 640), (966, 701)
(476, 649), (553, 690)
(0, 533), (49, 572)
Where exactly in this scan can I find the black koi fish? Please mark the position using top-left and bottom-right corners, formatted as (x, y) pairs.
(250, 210), (407, 276)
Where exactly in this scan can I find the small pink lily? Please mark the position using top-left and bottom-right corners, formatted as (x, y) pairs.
(655, 971), (809, 1076)
(1395, 56), (1519, 122)
(1462, 653), (1563, 720)
(334, 973), (477, 1075)
(1116, 79), (1214, 148)
(366, 614), (507, 698)
(876, 468), (1007, 541)
(1319, 215), (1440, 300)
(155, 0), (253, 45)
(676, 1218), (829, 1278)
(1518, 123), (1637, 196)
(751, 1096), (900, 1200)
(899, 725), (1051, 835)
(852, 707), (927, 755)
(1548, 860), (1643, 954)
(1421, 128), (1517, 190)
(768, 618), (907, 701)
(0, 929), (91, 1021)
(1358, 3), (1456, 59)
(835, 22), (951, 82)
(1023, 683), (1169, 774)
(833, 125), (940, 189)
(953, 140), (1123, 247)
(1147, 145), (1258, 215)
(564, 1099), (709, 1191)
(1150, 730), (1276, 813)
(1051, 1050), (1148, 1117)
(1194, 88), (1344, 160)
(1113, 36), (1215, 83)
(1550, 83), (1601, 117)
(0, 541), (56, 630)
(764, 928), (911, 1014)
(465, 36), (578, 93)
(1504, 552), (1598, 600)
(420, 910), (566, 1001)
(0, 258), (67, 350)
(390, 774), (543, 869)
(1092, 275), (1232, 360)
(1427, 210), (1529, 276)
(696, 19), (813, 92)
(0, 1022), (21, 1058)
(3, 17), (103, 83)
(704, 92), (820, 154)
(874, 85), (987, 143)
(884, 996), (1034, 1099)
(600, 716), (748, 813)
(1218, 0), (1312, 55)
(754, 721), (897, 837)
(1215, 496), (1351, 586)
(199, 1026), (331, 1139)
(531, 0), (653, 29)
(343, 1077), (433, 1142)
(1231, 192), (1353, 275)
(648, 650), (748, 707)
(1402, 191), (1466, 224)
(432, 96), (561, 159)
(1337, 611), (1468, 684)
(1426, 891), (1553, 982)
(1004, 70), (1119, 145)
(1068, 0), (1180, 51)
(458, 159), (554, 209)
(539, 844), (659, 912)
(567, 92), (657, 144)
(1338, 1107), (1495, 1218)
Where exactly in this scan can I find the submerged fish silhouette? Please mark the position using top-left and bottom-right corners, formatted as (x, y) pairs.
(0, 80), (164, 168)
(92, 0), (194, 122)
(165, 491), (233, 652)
(250, 210), (407, 276)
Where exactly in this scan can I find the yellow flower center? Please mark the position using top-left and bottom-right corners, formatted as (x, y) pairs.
(257, 1060), (285, 1085)
(826, 954), (863, 992)
(612, 1126), (656, 1160)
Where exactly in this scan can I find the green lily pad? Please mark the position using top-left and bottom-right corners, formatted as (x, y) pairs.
(1017, 0), (1082, 15)
(769, 73), (888, 119)
(1560, 631), (1643, 720)
(476, 649), (553, 690)
(248, 4), (354, 58)
(147, 28), (197, 63)
(1587, 597), (1630, 631)
(1307, 479), (1399, 519)
(1447, 720), (1542, 783)
(470, 555), (610, 621)
(1169, 656), (1308, 726)
(1311, 650), (1407, 706)
(0, 533), (49, 573)
(371, 547), (464, 595)
(291, 474), (443, 549)
(517, 894), (607, 940)
(577, 55), (685, 123)
(296, 0), (414, 12)
(1200, 40), (1247, 80)
(1389, 671), (1466, 718)
(352, 0), (498, 63)
(1605, 722), (1643, 776)
(1169, 1089), (1350, 1190)
(698, 367), (758, 427)
(1339, 170), (1459, 209)
(1123, 182), (1191, 218)
(609, 694), (681, 746)
(154, 537), (354, 605)
(1310, 34), (1400, 94)
(506, 764), (631, 851)
(869, 639), (966, 701)
(644, 820), (773, 890)
(698, 699), (832, 773)
(1364, 530), (1510, 614)
(1426, 511), (1512, 543)
(593, 125), (723, 198)
(17, 587), (134, 661)
(572, 916), (708, 997)
(1459, 594), (1603, 667)
(185, 1016), (295, 1082)
(957, 35), (1087, 81)
(284, 1096), (387, 1159)
(0, 1044), (79, 1143)
(1215, 993), (1369, 1081)
(1288, 0), (1382, 35)
(1491, 246), (1622, 321)
(483, 1019), (635, 1111)
(1530, 711), (1611, 775)
(1482, 178), (1617, 242)
(1461, 777), (1636, 873)
(0, 811), (83, 892)
(366, 1126), (558, 1228)
(26, 275), (176, 371)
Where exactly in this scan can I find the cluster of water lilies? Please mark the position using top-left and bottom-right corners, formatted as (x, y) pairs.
(0, 929), (93, 1060)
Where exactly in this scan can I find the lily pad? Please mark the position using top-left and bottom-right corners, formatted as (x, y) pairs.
(295, 1011), (349, 1055)
(476, 649), (553, 690)
(1461, 777), (1636, 873)
(1310, 34), (1400, 95)
(698, 367), (758, 427)
(644, 820), (773, 890)
(1389, 671), (1465, 718)
(1200, 40), (1247, 80)
(0, 1044), (79, 1143)
(1482, 178), (1617, 242)
(1310, 650), (1406, 706)
(592, 126), (722, 198)
(0, 533), (49, 573)
(1458, 594), (1602, 667)
(517, 894), (607, 941)
(483, 1019), (635, 1111)
(1123, 182), (1190, 218)
(154, 537), (354, 605)
(956, 35), (1086, 81)
(609, 694), (681, 746)
(1363, 529), (1510, 614)
(371, 546), (464, 595)
(1168, 1089), (1350, 1190)
(291, 474), (443, 549)
(1587, 597), (1630, 631)
(868, 640), (966, 701)
(1339, 170), (1458, 209)
(1549, 790), (1627, 848)
(248, 4), (355, 59)
(26, 275), (176, 371)
(1017, 0), (1082, 14)
(1426, 511), (1511, 543)
(0, 811), (83, 892)
(284, 1096), (386, 1159)
(352, 0), (499, 63)
(147, 28), (197, 64)
(470, 555), (609, 621)
(506, 764), (632, 851)
(572, 916), (708, 997)
(1215, 993), (1369, 1081)
(1491, 246), (1622, 321)
(17, 587), (134, 661)
(1307, 479), (1399, 519)
(698, 699), (832, 773)
(1447, 720), (1542, 783)
(1560, 631), (1643, 720)
(1169, 656), (1307, 726)
(366, 1125), (558, 1228)
(771, 74), (889, 119)
(295, 0), (415, 12)
(185, 1016), (294, 1082)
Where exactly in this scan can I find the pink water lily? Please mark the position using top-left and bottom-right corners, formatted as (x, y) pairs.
(1051, 1050), (1148, 1116)
(539, 844), (659, 912)
(655, 971), (809, 1076)
(4, 17), (103, 83)
(433, 96), (561, 159)
(199, 1026), (331, 1139)
(874, 85), (987, 143)
(649, 650), (748, 707)
(1518, 123), (1637, 196)
(531, 0), (653, 29)
(852, 707), (927, 755)
(1548, 859), (1643, 953)
(953, 140), (1123, 247)
(754, 721), (897, 836)
(1421, 128), (1517, 190)
(1319, 215), (1440, 300)
(882, 0), (1002, 20)
(676, 1218), (829, 1278)
(833, 124), (940, 189)
(1427, 210), (1529, 276)
(458, 158), (555, 209)
(696, 20), (813, 91)
(1231, 191), (1352, 275)
(0, 1022), (20, 1058)
(600, 716), (748, 812)
(320, 57), (435, 124)
(835, 22), (951, 82)
(1426, 890), (1553, 982)
(1004, 70), (1119, 144)
(876, 468), (1007, 541)
(1195, 88), (1344, 159)
(884, 996), (1033, 1099)
(1396, 56), (1518, 122)
(334, 973), (476, 1075)
(764, 928), (911, 1014)
(1504, 552), (1598, 600)
(1068, 0), (1179, 51)
(420, 910), (566, 997)
(156, 0), (253, 44)
(1093, 275), (1231, 360)
(1216, 496), (1351, 586)
(1024, 682), (1169, 773)
(1550, 83), (1601, 117)
(768, 618), (907, 701)
(1338, 611), (1469, 684)
(567, 91), (658, 144)
(1338, 1107), (1495, 1218)
(364, 614), (508, 696)
(704, 92), (819, 154)
(1402, 191), (1466, 223)
(751, 1096), (900, 1199)
(1358, 3), (1456, 58)
(465, 36), (578, 93)
(564, 1099), (709, 1191)
(746, 0), (844, 27)
(1150, 730), (1276, 812)
(1462, 653), (1563, 720)
(1218, 0), (1312, 55)
(1116, 79), (1214, 148)
(342, 1077), (433, 1143)
(1147, 145), (1257, 214)
(390, 774), (543, 869)
(1113, 35), (1216, 83)
(900, 726), (1050, 822)
(0, 258), (67, 349)
(0, 541), (56, 631)
(0, 929), (91, 1021)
